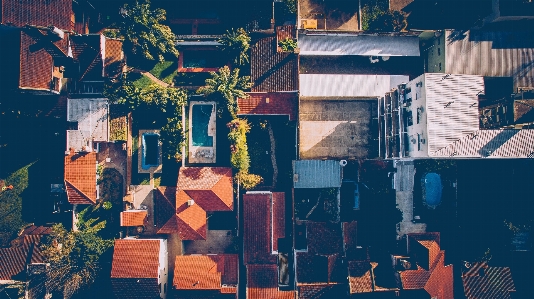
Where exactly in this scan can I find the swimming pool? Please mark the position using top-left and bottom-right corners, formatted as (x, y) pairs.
(192, 104), (214, 147)
(422, 172), (442, 209)
(142, 133), (159, 169)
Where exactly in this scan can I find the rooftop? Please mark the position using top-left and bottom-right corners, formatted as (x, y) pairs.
(293, 160), (342, 189)
(110, 239), (162, 279)
(237, 92), (298, 121)
(67, 98), (109, 152)
(462, 262), (516, 299)
(64, 151), (97, 205)
(174, 254), (238, 293)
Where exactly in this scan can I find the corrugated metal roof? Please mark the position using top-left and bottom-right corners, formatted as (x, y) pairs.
(432, 129), (534, 158)
(298, 33), (421, 57)
(293, 160), (342, 188)
(67, 98), (109, 151)
(444, 29), (534, 89)
(300, 74), (408, 97)
(424, 73), (483, 154)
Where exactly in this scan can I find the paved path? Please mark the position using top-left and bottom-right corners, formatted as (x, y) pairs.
(129, 68), (170, 87)
(395, 159), (426, 237)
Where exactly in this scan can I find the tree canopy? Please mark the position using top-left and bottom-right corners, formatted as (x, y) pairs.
(361, 5), (408, 32)
(218, 28), (251, 66)
(40, 208), (114, 298)
(197, 66), (252, 119)
(118, 0), (178, 61)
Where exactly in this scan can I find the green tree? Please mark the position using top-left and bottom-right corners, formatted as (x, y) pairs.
(118, 0), (178, 61)
(361, 5), (407, 32)
(278, 38), (298, 52)
(197, 66), (252, 119)
(40, 209), (114, 298)
(227, 119), (263, 190)
(218, 28), (251, 66)
(283, 0), (297, 14)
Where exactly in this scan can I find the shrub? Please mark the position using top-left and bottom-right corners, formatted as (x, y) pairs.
(361, 5), (407, 32)
(236, 171), (263, 190)
(278, 38), (298, 52)
(227, 118), (251, 172)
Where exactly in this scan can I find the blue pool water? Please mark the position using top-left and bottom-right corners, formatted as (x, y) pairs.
(422, 172), (442, 208)
(192, 104), (214, 147)
(142, 133), (159, 169)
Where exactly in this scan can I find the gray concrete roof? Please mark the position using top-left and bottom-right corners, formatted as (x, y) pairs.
(298, 33), (421, 57)
(293, 160), (342, 188)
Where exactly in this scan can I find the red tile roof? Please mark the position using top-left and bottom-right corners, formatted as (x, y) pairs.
(348, 261), (374, 294)
(64, 152), (97, 205)
(296, 252), (345, 284)
(243, 193), (277, 264)
(462, 262), (515, 299)
(237, 92), (298, 121)
(0, 235), (45, 280)
(246, 264), (296, 299)
(1, 0), (73, 29)
(19, 32), (55, 90)
(251, 36), (298, 92)
(156, 167), (233, 240)
(400, 233), (453, 299)
(272, 192), (286, 251)
(306, 222), (344, 255)
(111, 278), (161, 299)
(120, 210), (148, 227)
(111, 239), (161, 279)
(297, 284), (348, 299)
(174, 254), (238, 292)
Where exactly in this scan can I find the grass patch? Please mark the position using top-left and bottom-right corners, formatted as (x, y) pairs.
(247, 119), (274, 186)
(130, 73), (154, 89)
(149, 60), (178, 85)
(0, 162), (34, 247)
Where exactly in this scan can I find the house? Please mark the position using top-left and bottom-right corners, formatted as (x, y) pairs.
(173, 254), (238, 298)
(293, 160), (342, 189)
(379, 73), (534, 158)
(243, 192), (295, 299)
(111, 238), (168, 299)
(396, 233), (453, 299)
(237, 92), (298, 121)
(425, 29), (534, 90)
(120, 210), (148, 227)
(0, 0), (95, 94)
(0, 225), (52, 299)
(155, 167), (233, 240)
(461, 262), (516, 299)
(66, 98), (109, 152)
(64, 149), (98, 206)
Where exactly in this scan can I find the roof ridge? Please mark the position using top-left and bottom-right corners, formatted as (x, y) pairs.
(65, 180), (95, 204)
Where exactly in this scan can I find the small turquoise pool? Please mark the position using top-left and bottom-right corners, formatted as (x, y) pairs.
(142, 133), (159, 169)
(192, 104), (214, 147)
(422, 172), (442, 209)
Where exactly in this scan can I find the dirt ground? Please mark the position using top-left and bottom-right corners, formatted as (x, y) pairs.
(299, 0), (360, 30)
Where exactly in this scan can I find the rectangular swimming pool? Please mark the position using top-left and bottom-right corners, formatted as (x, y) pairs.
(142, 133), (159, 169)
(192, 104), (214, 147)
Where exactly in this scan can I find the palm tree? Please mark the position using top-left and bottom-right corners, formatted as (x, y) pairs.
(198, 66), (252, 118)
(218, 28), (251, 66)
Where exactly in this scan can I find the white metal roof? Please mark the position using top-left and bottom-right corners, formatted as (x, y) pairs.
(298, 33), (421, 57)
(299, 74), (409, 97)
(432, 129), (534, 158)
(67, 98), (109, 151)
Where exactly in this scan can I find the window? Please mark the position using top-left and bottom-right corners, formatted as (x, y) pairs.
(438, 48), (441, 56)
(437, 38), (440, 45)
(439, 63), (442, 71)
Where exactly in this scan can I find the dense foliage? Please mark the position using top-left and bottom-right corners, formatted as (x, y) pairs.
(197, 66), (252, 119)
(104, 76), (188, 160)
(118, 0), (178, 61)
(361, 5), (408, 32)
(278, 38), (298, 52)
(218, 28), (251, 66)
(283, 0), (297, 14)
(227, 119), (263, 190)
(40, 209), (114, 298)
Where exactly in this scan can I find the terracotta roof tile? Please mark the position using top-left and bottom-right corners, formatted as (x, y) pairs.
(111, 239), (161, 278)
(1, 0), (73, 29)
(425, 253), (453, 299)
(297, 284), (347, 299)
(174, 254), (238, 291)
(306, 222), (344, 255)
(238, 92), (298, 121)
(120, 210), (148, 227)
(64, 152), (97, 204)
(251, 36), (298, 92)
(514, 99), (534, 123)
(178, 167), (233, 210)
(111, 278), (161, 299)
(296, 252), (345, 284)
(104, 38), (124, 79)
(247, 264), (296, 299)
(348, 261), (373, 294)
(243, 193), (277, 264)
(342, 221), (358, 259)
(19, 33), (54, 90)
(155, 186), (177, 230)
(0, 237), (44, 280)
(400, 267), (430, 290)
(176, 204), (207, 240)
(462, 262), (515, 299)
(272, 192), (286, 251)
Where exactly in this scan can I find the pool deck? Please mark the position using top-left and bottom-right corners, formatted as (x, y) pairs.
(138, 129), (162, 174)
(188, 101), (217, 164)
